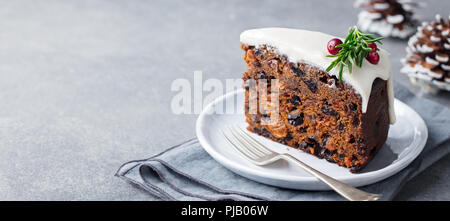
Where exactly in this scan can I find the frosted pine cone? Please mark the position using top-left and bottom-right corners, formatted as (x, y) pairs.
(355, 0), (420, 39)
(401, 14), (450, 92)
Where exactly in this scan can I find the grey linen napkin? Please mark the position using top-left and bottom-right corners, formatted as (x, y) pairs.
(116, 83), (450, 201)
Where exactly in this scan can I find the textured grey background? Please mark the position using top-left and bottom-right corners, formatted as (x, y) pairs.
(0, 0), (448, 200)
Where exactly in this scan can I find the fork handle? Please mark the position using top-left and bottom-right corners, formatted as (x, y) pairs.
(280, 154), (381, 201)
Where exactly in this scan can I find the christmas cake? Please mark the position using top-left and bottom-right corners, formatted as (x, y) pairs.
(240, 27), (396, 172)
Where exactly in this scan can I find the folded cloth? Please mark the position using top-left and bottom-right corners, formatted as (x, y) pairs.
(116, 83), (450, 201)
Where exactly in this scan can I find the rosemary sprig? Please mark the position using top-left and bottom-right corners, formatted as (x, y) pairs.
(325, 26), (384, 82)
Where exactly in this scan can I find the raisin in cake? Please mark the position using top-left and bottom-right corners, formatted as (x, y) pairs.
(240, 28), (395, 173)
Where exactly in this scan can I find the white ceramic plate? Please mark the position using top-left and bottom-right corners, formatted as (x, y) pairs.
(196, 89), (428, 190)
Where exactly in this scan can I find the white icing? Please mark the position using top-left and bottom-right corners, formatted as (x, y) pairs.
(430, 35), (441, 42)
(387, 14), (404, 24)
(436, 54), (449, 62)
(402, 63), (443, 78)
(442, 64), (450, 71)
(404, 70), (432, 81)
(417, 31), (425, 38)
(433, 80), (446, 87)
(408, 75), (450, 92)
(443, 43), (450, 50)
(401, 66), (430, 80)
(402, 4), (414, 12)
(357, 11), (415, 39)
(374, 3), (390, 10)
(240, 28), (396, 124)
(427, 71), (443, 79)
(442, 30), (449, 36)
(432, 80), (450, 91)
(425, 57), (439, 66)
(401, 65), (446, 91)
(417, 44), (434, 53)
(400, 58), (407, 65)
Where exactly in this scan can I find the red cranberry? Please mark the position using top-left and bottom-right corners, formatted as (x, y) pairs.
(369, 42), (377, 52)
(327, 38), (343, 55)
(366, 51), (380, 64)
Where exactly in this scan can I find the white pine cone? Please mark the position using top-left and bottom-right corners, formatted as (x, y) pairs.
(401, 14), (450, 92)
(355, 0), (419, 39)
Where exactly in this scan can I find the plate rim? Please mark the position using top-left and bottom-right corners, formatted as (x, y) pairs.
(196, 89), (428, 188)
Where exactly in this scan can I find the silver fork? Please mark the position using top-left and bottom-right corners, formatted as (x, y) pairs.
(221, 125), (381, 201)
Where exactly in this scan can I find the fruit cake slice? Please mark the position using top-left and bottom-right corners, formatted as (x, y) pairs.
(240, 28), (395, 173)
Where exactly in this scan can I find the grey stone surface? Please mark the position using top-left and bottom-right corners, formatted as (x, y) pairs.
(0, 0), (448, 200)
(395, 153), (450, 201)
